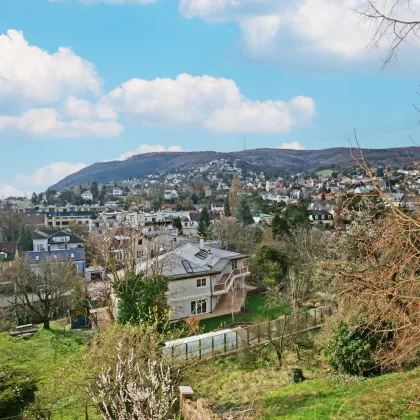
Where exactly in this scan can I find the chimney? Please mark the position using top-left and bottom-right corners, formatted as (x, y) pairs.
(200, 238), (204, 249)
(206, 248), (212, 268)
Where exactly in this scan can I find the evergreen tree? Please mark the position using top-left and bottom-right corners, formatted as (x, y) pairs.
(91, 181), (99, 200)
(224, 197), (231, 217)
(236, 196), (254, 226)
(173, 217), (183, 235)
(31, 193), (38, 205)
(17, 225), (33, 253)
(197, 207), (211, 238)
(271, 212), (289, 240)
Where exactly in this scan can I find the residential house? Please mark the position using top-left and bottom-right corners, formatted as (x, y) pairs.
(211, 202), (224, 214)
(26, 249), (86, 275)
(81, 191), (93, 201)
(0, 242), (16, 276)
(309, 210), (334, 226)
(112, 188), (123, 196)
(164, 190), (178, 200)
(32, 229), (84, 252)
(113, 241), (250, 321)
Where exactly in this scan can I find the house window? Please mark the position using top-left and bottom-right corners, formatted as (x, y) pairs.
(59, 244), (66, 249)
(136, 250), (144, 259)
(0, 253), (6, 260)
(191, 299), (207, 315)
(138, 239), (143, 245)
(196, 278), (207, 288)
(36, 245), (45, 251)
(231, 260), (238, 270)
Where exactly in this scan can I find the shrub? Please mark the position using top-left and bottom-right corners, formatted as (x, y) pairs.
(0, 365), (37, 417)
(324, 321), (378, 376)
(290, 367), (305, 384)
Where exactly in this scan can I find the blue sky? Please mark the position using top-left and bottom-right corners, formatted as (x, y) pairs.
(1, 0), (419, 196)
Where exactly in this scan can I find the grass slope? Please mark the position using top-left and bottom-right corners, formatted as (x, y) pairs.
(0, 321), (93, 417)
(0, 322), (90, 384)
(185, 349), (420, 419)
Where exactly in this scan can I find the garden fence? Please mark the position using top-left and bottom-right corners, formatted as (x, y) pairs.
(165, 305), (337, 364)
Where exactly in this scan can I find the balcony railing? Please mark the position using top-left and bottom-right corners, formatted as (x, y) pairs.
(213, 266), (250, 293)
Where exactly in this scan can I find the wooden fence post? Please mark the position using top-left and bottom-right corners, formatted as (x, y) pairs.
(246, 327), (250, 347)
(212, 336), (214, 356)
(185, 342), (188, 361)
(314, 309), (317, 327)
(199, 338), (202, 360)
(320, 307), (323, 324)
(257, 324), (261, 343)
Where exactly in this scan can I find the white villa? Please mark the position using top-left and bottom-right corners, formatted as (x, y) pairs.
(112, 241), (250, 321)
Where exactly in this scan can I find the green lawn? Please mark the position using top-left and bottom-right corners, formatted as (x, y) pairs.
(263, 369), (420, 419)
(0, 322), (90, 384)
(0, 322), (93, 417)
(199, 292), (291, 332)
(316, 169), (333, 176)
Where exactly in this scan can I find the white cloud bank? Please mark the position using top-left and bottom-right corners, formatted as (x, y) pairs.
(0, 162), (87, 197)
(0, 29), (316, 141)
(0, 108), (124, 138)
(179, 0), (420, 66)
(0, 30), (122, 138)
(0, 29), (101, 105)
(118, 144), (183, 160)
(15, 162), (88, 188)
(106, 74), (316, 134)
(0, 185), (27, 198)
(279, 141), (306, 150)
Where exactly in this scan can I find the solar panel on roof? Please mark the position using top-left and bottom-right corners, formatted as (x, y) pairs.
(195, 250), (208, 260)
(182, 260), (193, 273)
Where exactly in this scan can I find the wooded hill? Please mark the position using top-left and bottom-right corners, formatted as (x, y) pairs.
(52, 147), (420, 189)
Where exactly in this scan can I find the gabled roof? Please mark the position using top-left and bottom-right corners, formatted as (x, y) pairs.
(33, 229), (85, 244)
(133, 243), (248, 280)
(0, 242), (17, 257)
(25, 249), (85, 262)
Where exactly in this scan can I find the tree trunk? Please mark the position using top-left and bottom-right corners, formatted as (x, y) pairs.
(43, 319), (50, 329)
(275, 346), (283, 367)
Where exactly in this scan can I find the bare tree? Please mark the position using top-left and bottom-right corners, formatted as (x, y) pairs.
(358, 0), (420, 65)
(7, 255), (85, 329)
(0, 209), (28, 242)
(228, 280), (239, 323)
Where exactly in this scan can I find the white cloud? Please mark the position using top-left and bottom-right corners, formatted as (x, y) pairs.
(0, 29), (101, 105)
(118, 144), (183, 160)
(0, 185), (27, 198)
(0, 107), (124, 138)
(15, 162), (88, 188)
(105, 73), (315, 133)
(62, 96), (118, 120)
(180, 0), (420, 65)
(279, 141), (306, 150)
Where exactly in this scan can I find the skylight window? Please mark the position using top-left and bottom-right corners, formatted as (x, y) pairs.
(195, 250), (208, 260)
(182, 260), (193, 273)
